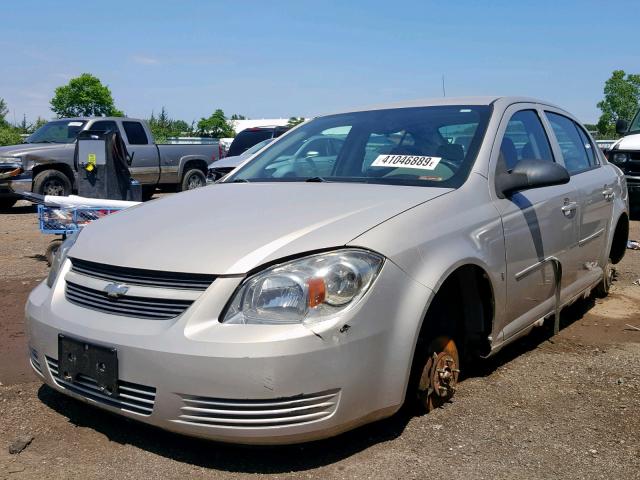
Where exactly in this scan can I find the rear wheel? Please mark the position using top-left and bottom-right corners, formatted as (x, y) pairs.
(33, 170), (72, 197)
(180, 169), (206, 192)
(141, 185), (156, 201)
(594, 257), (614, 298)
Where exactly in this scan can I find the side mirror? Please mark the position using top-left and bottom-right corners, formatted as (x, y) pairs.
(616, 119), (629, 135)
(496, 159), (570, 198)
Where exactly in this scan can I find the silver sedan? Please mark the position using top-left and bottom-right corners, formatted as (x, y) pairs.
(26, 96), (629, 444)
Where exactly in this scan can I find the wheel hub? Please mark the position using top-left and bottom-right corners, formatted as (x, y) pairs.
(429, 351), (459, 399)
(44, 180), (64, 196)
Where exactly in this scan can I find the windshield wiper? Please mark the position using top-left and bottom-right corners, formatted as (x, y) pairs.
(305, 176), (328, 183)
(230, 178), (250, 183)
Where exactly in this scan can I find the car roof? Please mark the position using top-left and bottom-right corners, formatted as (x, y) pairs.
(328, 96), (564, 115)
(56, 117), (145, 122)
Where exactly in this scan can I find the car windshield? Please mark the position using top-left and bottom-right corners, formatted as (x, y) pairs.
(227, 129), (274, 156)
(26, 120), (87, 144)
(227, 105), (491, 188)
(629, 110), (640, 135)
(241, 138), (274, 157)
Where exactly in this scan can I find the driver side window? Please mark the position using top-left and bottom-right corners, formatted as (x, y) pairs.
(501, 110), (554, 171)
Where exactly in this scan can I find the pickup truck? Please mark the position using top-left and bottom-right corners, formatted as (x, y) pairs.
(0, 117), (219, 208)
(607, 112), (640, 210)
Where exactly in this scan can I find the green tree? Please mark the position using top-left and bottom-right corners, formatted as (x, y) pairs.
(197, 109), (235, 138)
(0, 126), (22, 146)
(148, 107), (192, 142)
(230, 113), (246, 120)
(33, 117), (47, 131)
(0, 98), (8, 126)
(50, 73), (123, 118)
(596, 70), (640, 137)
(287, 117), (305, 128)
(16, 114), (32, 134)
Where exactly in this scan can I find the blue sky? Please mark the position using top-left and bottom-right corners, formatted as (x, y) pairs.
(1, 0), (638, 125)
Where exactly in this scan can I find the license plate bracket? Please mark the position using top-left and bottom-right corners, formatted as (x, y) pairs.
(58, 334), (118, 397)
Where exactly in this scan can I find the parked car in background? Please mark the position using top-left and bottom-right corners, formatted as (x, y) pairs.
(208, 134), (347, 181)
(0, 117), (219, 207)
(208, 138), (274, 181)
(608, 111), (640, 208)
(27, 97), (629, 445)
(226, 125), (289, 157)
(596, 139), (616, 154)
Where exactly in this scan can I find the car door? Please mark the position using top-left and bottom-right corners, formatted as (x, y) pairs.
(121, 121), (160, 185)
(543, 111), (615, 292)
(491, 106), (580, 341)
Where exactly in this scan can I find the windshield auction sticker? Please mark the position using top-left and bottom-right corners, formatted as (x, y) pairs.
(371, 154), (441, 170)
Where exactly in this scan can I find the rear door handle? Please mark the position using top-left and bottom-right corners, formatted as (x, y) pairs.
(602, 188), (615, 201)
(561, 201), (578, 217)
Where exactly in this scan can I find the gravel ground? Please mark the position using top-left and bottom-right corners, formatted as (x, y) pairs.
(0, 200), (639, 479)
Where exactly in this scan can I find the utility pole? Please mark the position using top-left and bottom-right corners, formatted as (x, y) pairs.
(442, 75), (446, 97)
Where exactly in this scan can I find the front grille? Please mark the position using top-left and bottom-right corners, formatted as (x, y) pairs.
(69, 257), (216, 291)
(30, 348), (43, 375)
(174, 389), (340, 429)
(46, 356), (156, 416)
(66, 281), (193, 320)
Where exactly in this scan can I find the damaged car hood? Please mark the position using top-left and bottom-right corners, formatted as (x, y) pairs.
(70, 182), (451, 274)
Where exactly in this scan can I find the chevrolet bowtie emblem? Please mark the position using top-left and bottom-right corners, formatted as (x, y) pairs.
(104, 283), (129, 299)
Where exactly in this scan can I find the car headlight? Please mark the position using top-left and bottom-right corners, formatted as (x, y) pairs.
(0, 156), (22, 166)
(221, 249), (384, 325)
(611, 152), (629, 164)
(46, 232), (80, 288)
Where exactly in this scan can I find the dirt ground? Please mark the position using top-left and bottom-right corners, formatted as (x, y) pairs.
(0, 200), (639, 479)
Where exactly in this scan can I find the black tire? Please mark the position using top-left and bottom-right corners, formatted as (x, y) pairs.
(0, 198), (18, 210)
(594, 257), (614, 298)
(45, 238), (63, 266)
(141, 186), (156, 201)
(180, 168), (206, 192)
(33, 170), (72, 197)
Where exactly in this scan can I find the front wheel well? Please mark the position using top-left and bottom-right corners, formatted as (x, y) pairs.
(181, 159), (208, 177)
(31, 163), (75, 187)
(610, 213), (629, 264)
(419, 265), (494, 360)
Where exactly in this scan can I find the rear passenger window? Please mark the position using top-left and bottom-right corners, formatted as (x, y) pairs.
(122, 122), (149, 145)
(545, 112), (594, 174)
(575, 124), (598, 167)
(500, 110), (554, 171)
(88, 120), (118, 134)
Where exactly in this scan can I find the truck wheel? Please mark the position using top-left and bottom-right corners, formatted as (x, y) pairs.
(33, 170), (72, 197)
(594, 257), (614, 298)
(141, 186), (156, 201)
(0, 198), (17, 209)
(180, 169), (206, 192)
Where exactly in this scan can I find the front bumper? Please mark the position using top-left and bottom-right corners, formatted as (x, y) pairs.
(26, 260), (431, 444)
(0, 170), (32, 196)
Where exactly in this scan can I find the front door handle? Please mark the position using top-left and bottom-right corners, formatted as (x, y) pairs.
(561, 201), (578, 217)
(602, 187), (615, 201)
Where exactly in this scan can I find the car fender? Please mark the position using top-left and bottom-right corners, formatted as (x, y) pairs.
(349, 173), (507, 343)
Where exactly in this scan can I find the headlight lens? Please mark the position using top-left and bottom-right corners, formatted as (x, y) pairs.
(222, 249), (384, 325)
(611, 152), (629, 164)
(46, 232), (79, 288)
(0, 156), (22, 165)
